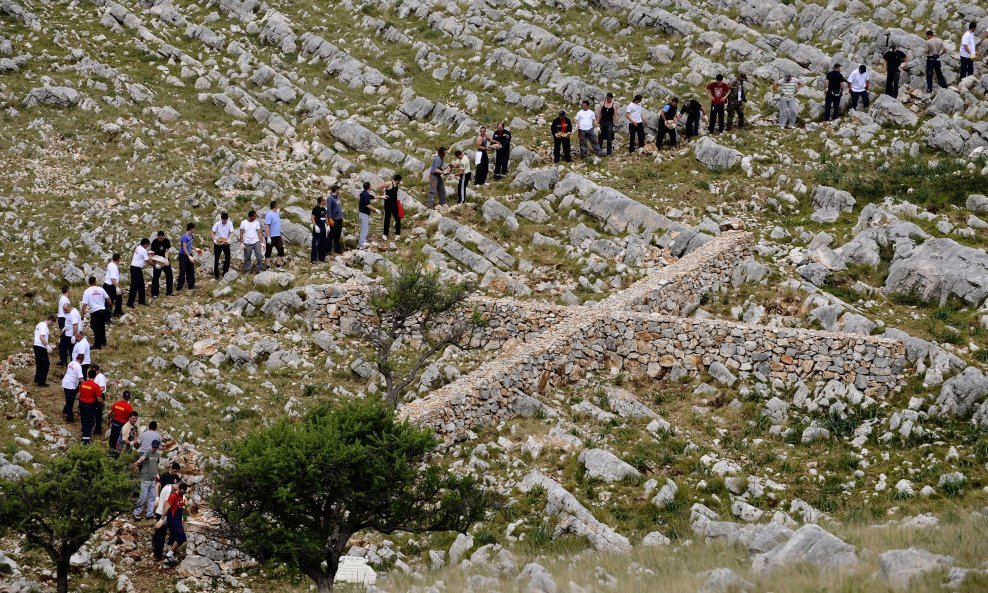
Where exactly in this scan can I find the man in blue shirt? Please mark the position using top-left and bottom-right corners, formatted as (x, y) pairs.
(358, 182), (379, 249)
(176, 223), (196, 291)
(327, 186), (344, 255)
(264, 201), (284, 270)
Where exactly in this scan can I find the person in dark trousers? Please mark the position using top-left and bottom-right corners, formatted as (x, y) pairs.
(550, 111), (573, 163)
(595, 93), (618, 155)
(157, 482), (190, 565)
(960, 21), (977, 80)
(682, 98), (705, 139)
(706, 74), (730, 134)
(33, 315), (55, 387)
(149, 231), (173, 298)
(379, 174), (402, 241)
(327, 186), (344, 254)
(453, 149), (471, 205)
(92, 364), (107, 437)
(61, 353), (84, 423)
(626, 95), (645, 152)
(491, 122), (511, 179)
(152, 462), (182, 559)
(176, 223), (196, 291)
(80, 276), (111, 350)
(882, 45), (908, 97)
(726, 73), (748, 130)
(57, 284), (70, 337)
(77, 369), (103, 444)
(103, 254), (123, 319)
(925, 30), (948, 92)
(848, 64), (870, 110)
(127, 239), (150, 308)
(823, 64), (847, 121)
(211, 213), (233, 279)
(310, 196), (328, 262)
(474, 127), (491, 186)
(656, 98), (680, 148)
(58, 301), (79, 368)
(107, 390), (133, 455)
(427, 147), (449, 207)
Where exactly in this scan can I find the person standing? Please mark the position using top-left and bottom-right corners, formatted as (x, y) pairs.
(310, 197), (328, 262)
(61, 353), (84, 422)
(107, 390), (133, 454)
(626, 95), (645, 153)
(211, 213), (234, 279)
(57, 285), (70, 338)
(357, 182), (379, 249)
(120, 411), (140, 454)
(551, 111), (573, 162)
(103, 255), (123, 319)
(72, 332), (91, 379)
(80, 276), (110, 350)
(491, 122), (512, 179)
(575, 100), (604, 158)
(33, 315), (55, 387)
(152, 462), (182, 559)
(774, 74), (802, 128)
(925, 30), (948, 93)
(428, 147), (449, 208)
(706, 74), (731, 134)
(682, 97), (705, 139)
(176, 223), (196, 291)
(379, 175), (403, 242)
(137, 420), (162, 455)
(848, 65), (870, 110)
(454, 149), (471, 205)
(264, 202), (285, 269)
(239, 211), (264, 273)
(149, 231), (173, 298)
(726, 73), (748, 130)
(823, 64), (847, 121)
(133, 439), (161, 520)
(59, 302), (81, 368)
(77, 369), (103, 445)
(882, 45), (908, 97)
(157, 482), (189, 565)
(474, 127), (491, 186)
(655, 98), (680, 148)
(327, 187), (345, 254)
(92, 364), (107, 438)
(127, 239), (150, 308)
(595, 93), (618, 155)
(960, 21), (977, 80)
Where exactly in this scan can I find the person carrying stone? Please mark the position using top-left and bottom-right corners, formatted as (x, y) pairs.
(379, 174), (403, 242)
(595, 93), (618, 156)
(575, 100), (604, 159)
(491, 121), (512, 179)
(655, 98), (681, 149)
(310, 196), (328, 262)
(773, 74), (801, 128)
(726, 73), (748, 130)
(705, 74), (730, 134)
(149, 231), (173, 298)
(357, 182), (379, 250)
(882, 44), (908, 97)
(924, 30), (948, 93)
(550, 111), (573, 163)
(427, 146), (449, 208)
(823, 64), (846, 121)
(682, 97), (704, 140)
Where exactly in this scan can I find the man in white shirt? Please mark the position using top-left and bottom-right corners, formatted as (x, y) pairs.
(92, 363), (108, 438)
(60, 302), (81, 367)
(211, 212), (234, 279)
(73, 333), (92, 379)
(847, 65), (870, 111)
(626, 94), (645, 153)
(103, 253), (123, 319)
(33, 315), (55, 387)
(62, 353), (85, 422)
(127, 238), (151, 308)
(57, 285), (70, 334)
(960, 21), (977, 80)
(574, 100), (604, 159)
(239, 210), (264, 274)
(80, 276), (111, 350)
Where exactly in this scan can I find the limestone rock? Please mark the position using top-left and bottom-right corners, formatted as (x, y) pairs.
(693, 137), (743, 170)
(752, 524), (857, 576)
(879, 548), (953, 590)
(884, 238), (988, 307)
(578, 448), (640, 482)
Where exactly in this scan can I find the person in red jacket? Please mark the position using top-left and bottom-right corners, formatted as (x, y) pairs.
(107, 390), (134, 455)
(77, 369), (104, 444)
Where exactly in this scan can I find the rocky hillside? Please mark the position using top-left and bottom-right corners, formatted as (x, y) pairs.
(2, 0), (988, 592)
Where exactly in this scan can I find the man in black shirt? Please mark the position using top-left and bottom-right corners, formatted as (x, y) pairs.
(823, 64), (846, 121)
(310, 196), (328, 263)
(656, 98), (680, 148)
(550, 111), (572, 163)
(491, 122), (512, 179)
(149, 231), (173, 297)
(882, 45), (908, 97)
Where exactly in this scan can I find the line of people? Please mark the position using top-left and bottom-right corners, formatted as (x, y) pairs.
(426, 122), (512, 208)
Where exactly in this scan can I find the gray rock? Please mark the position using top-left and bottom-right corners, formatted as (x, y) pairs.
(578, 448), (640, 482)
(253, 271), (296, 287)
(926, 88), (964, 116)
(517, 562), (557, 593)
(513, 167), (559, 191)
(605, 387), (658, 418)
(23, 86), (80, 108)
(516, 201), (550, 224)
(398, 96), (435, 120)
(699, 568), (754, 593)
(752, 524), (857, 576)
(762, 397), (789, 424)
(801, 426), (830, 443)
(642, 531), (671, 546)
(837, 312), (877, 336)
(810, 185), (856, 223)
(798, 263), (830, 286)
(967, 194), (988, 214)
(177, 555), (222, 578)
(650, 478), (678, 508)
(871, 95), (918, 126)
(935, 367), (988, 418)
(313, 330), (337, 353)
(448, 532), (473, 564)
(519, 471), (630, 552)
(581, 187), (671, 235)
(879, 548), (953, 590)
(482, 199), (520, 231)
(693, 137), (743, 170)
(883, 238), (988, 306)
(708, 361), (737, 386)
(670, 229), (714, 258)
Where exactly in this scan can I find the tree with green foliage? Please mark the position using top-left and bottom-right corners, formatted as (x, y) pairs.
(0, 445), (136, 593)
(363, 259), (483, 408)
(213, 398), (496, 593)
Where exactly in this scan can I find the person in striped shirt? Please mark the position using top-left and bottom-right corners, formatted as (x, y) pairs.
(773, 75), (802, 129)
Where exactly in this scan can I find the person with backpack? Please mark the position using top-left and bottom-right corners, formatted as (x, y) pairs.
(726, 73), (748, 130)
(152, 462), (182, 560)
(156, 482), (190, 565)
(379, 175), (403, 242)
(656, 98), (681, 148)
(705, 74), (731, 134)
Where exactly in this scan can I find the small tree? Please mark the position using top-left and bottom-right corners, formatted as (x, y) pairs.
(213, 398), (496, 593)
(363, 259), (482, 408)
(0, 445), (135, 593)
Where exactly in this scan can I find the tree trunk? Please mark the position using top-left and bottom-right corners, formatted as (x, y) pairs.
(315, 573), (335, 593)
(56, 556), (70, 593)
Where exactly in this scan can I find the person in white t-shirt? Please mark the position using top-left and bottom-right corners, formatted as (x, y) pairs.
(574, 100), (604, 159)
(211, 212), (234, 279)
(60, 302), (81, 367)
(62, 353), (85, 422)
(960, 21), (978, 80)
(57, 285), (71, 333)
(127, 238), (151, 308)
(103, 254), (123, 319)
(33, 315), (55, 387)
(626, 94), (645, 153)
(80, 276), (111, 350)
(848, 65), (870, 111)
(73, 334), (92, 379)
(239, 210), (264, 274)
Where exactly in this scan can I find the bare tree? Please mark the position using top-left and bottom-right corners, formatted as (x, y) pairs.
(362, 260), (483, 408)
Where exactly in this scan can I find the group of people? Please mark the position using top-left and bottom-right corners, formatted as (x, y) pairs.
(426, 122), (512, 207)
(132, 435), (191, 565)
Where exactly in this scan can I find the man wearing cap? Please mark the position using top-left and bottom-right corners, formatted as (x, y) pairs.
(550, 110), (573, 163)
(133, 439), (161, 520)
(107, 390), (134, 455)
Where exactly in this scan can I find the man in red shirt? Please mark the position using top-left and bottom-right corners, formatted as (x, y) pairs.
(706, 74), (731, 135)
(107, 390), (134, 455)
(77, 369), (104, 444)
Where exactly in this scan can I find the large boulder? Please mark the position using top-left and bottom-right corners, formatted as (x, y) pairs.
(871, 95), (918, 126)
(482, 199), (519, 231)
(934, 367), (988, 418)
(752, 524), (856, 576)
(883, 238), (988, 306)
(967, 194), (988, 214)
(512, 166), (559, 191)
(926, 88), (964, 116)
(519, 471), (630, 552)
(578, 448), (640, 482)
(693, 137), (743, 170)
(23, 86), (80, 108)
(810, 185), (856, 223)
(581, 187), (671, 235)
(879, 548), (953, 590)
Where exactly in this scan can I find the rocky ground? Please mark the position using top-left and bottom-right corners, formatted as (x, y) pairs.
(2, 0), (988, 592)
